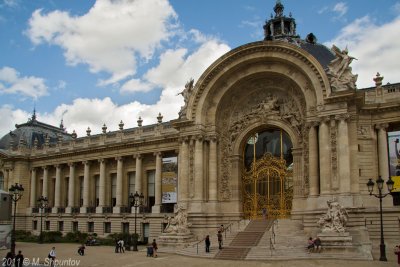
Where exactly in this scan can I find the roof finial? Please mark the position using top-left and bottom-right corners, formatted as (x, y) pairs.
(32, 105), (37, 121)
(274, 0), (284, 17)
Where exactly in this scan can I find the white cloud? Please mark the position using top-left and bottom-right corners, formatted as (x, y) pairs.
(333, 2), (348, 18)
(327, 15), (400, 88)
(120, 79), (153, 94)
(2, 0), (18, 8)
(0, 66), (48, 98)
(0, 105), (30, 137)
(26, 0), (178, 85)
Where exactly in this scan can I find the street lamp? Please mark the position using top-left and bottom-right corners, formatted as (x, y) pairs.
(366, 175), (394, 261)
(129, 191), (144, 252)
(9, 183), (24, 255)
(37, 196), (48, 244)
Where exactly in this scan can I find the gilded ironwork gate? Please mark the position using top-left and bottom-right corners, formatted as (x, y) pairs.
(242, 153), (293, 219)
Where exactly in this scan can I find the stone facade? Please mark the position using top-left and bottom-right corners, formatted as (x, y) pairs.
(0, 1), (400, 245)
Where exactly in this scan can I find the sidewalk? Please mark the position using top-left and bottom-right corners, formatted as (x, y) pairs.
(3, 242), (395, 267)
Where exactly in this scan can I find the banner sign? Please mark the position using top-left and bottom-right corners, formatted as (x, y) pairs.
(162, 157), (178, 203)
(388, 131), (400, 192)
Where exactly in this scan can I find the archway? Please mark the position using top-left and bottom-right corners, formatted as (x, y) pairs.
(242, 128), (293, 219)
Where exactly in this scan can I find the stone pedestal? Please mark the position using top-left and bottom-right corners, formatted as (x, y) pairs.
(318, 232), (353, 246)
(158, 233), (196, 247)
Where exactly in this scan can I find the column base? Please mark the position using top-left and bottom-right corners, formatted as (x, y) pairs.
(152, 205), (161, 213)
(65, 207), (72, 214)
(52, 207), (58, 214)
(113, 206), (121, 214)
(96, 207), (103, 214)
(80, 207), (87, 214)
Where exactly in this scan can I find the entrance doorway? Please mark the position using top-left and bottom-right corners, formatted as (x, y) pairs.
(242, 128), (293, 219)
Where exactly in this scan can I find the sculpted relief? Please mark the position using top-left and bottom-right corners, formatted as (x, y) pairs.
(327, 45), (358, 92)
(217, 87), (306, 200)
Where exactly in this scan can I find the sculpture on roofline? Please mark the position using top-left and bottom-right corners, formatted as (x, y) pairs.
(164, 205), (192, 234)
(317, 199), (348, 233)
(327, 45), (358, 92)
(178, 78), (194, 118)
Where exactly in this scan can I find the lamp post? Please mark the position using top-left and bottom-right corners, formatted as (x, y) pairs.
(129, 191), (144, 252)
(37, 196), (48, 244)
(366, 175), (394, 261)
(9, 183), (24, 255)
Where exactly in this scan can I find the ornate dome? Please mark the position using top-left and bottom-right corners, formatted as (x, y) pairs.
(0, 111), (72, 150)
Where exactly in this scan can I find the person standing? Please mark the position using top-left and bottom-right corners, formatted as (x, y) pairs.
(205, 235), (210, 253)
(217, 231), (223, 249)
(152, 239), (158, 258)
(119, 239), (125, 253)
(15, 250), (24, 267)
(48, 247), (56, 267)
(115, 239), (119, 253)
(395, 245), (400, 266)
(313, 237), (322, 253)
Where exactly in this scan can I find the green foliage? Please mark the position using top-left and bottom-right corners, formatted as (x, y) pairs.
(42, 231), (63, 243)
(64, 231), (88, 244)
(15, 230), (37, 242)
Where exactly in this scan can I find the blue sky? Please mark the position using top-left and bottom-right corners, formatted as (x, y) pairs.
(1, 0), (400, 137)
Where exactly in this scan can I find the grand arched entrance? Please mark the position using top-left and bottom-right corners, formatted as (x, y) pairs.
(242, 128), (293, 219)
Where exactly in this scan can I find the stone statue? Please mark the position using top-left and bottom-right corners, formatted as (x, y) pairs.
(164, 205), (192, 234)
(178, 78), (194, 118)
(317, 199), (348, 233)
(327, 45), (358, 92)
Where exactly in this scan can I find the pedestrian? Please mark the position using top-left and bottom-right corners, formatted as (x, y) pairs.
(313, 237), (322, 253)
(152, 239), (158, 258)
(78, 244), (85, 256)
(307, 237), (314, 253)
(115, 239), (119, 253)
(4, 251), (14, 267)
(15, 250), (24, 267)
(262, 207), (268, 219)
(217, 230), (223, 249)
(205, 235), (210, 253)
(119, 239), (125, 253)
(48, 247), (56, 267)
(395, 245), (400, 266)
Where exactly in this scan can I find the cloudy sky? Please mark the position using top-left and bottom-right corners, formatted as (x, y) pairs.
(1, 0), (400, 138)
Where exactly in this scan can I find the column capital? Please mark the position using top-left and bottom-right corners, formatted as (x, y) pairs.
(115, 156), (124, 162)
(318, 116), (330, 124)
(375, 123), (389, 130)
(68, 162), (76, 167)
(195, 135), (204, 142)
(335, 114), (350, 122)
(42, 166), (48, 171)
(30, 167), (37, 172)
(207, 134), (218, 143)
(133, 154), (142, 159)
(82, 160), (91, 165)
(54, 164), (61, 169)
(306, 121), (319, 128)
(98, 158), (106, 163)
(154, 151), (162, 157)
(179, 136), (190, 144)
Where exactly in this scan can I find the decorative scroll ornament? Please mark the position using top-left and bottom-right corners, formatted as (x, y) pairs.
(317, 199), (348, 233)
(163, 205), (192, 234)
(327, 45), (358, 92)
(178, 78), (194, 118)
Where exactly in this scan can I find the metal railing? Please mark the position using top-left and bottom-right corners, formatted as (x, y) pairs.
(71, 207), (80, 213)
(87, 207), (96, 213)
(194, 222), (234, 254)
(57, 207), (65, 213)
(269, 219), (277, 256)
(102, 206), (112, 213)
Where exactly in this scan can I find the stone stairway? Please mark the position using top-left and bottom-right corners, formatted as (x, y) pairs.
(215, 219), (274, 260)
(175, 219), (250, 258)
(246, 219), (373, 260)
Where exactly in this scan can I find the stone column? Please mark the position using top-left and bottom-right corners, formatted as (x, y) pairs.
(42, 166), (48, 198)
(96, 159), (106, 213)
(308, 123), (319, 196)
(194, 136), (204, 201)
(319, 117), (331, 195)
(337, 115), (351, 194)
(4, 169), (10, 192)
(178, 138), (189, 202)
(376, 124), (389, 179)
(114, 157), (124, 213)
(81, 161), (90, 213)
(208, 136), (218, 201)
(152, 152), (162, 213)
(66, 163), (75, 213)
(53, 165), (62, 213)
(134, 154), (142, 194)
(292, 148), (303, 197)
(30, 168), (37, 208)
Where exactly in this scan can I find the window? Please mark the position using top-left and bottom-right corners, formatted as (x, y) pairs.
(111, 173), (117, 207)
(122, 222), (129, 234)
(45, 221), (50, 231)
(88, 222), (94, 233)
(58, 221), (64, 232)
(79, 176), (84, 207)
(33, 221), (38, 231)
(95, 175), (100, 207)
(128, 172), (136, 196)
(72, 222), (78, 232)
(147, 170), (155, 208)
(104, 222), (111, 234)
(143, 223), (149, 244)
(0, 172), (4, 190)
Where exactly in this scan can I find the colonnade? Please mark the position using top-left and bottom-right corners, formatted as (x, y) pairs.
(29, 153), (164, 214)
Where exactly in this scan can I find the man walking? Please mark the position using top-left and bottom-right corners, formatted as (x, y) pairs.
(217, 231), (223, 249)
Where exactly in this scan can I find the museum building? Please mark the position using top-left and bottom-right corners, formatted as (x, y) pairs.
(0, 1), (400, 244)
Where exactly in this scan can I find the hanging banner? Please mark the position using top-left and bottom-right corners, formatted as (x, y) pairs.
(388, 131), (400, 192)
(162, 157), (178, 203)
